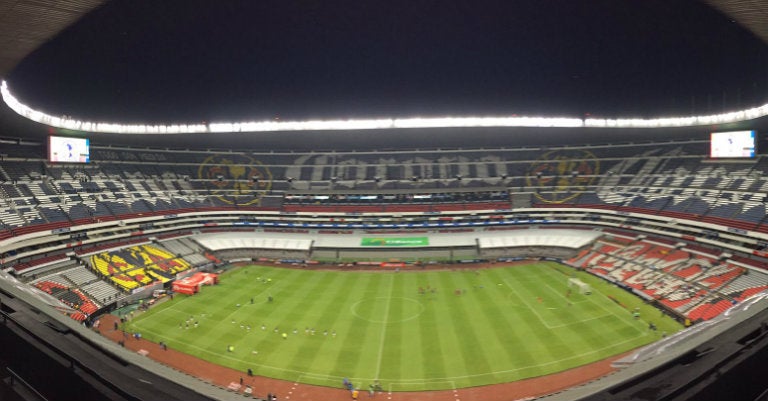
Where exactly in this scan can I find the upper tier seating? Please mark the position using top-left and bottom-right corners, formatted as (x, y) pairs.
(0, 138), (763, 234)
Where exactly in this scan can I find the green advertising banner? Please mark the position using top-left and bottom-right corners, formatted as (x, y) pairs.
(360, 237), (429, 247)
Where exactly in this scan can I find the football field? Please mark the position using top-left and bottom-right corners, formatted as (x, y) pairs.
(126, 262), (681, 391)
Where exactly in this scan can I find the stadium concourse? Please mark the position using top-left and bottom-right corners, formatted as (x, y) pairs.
(2, 133), (768, 400)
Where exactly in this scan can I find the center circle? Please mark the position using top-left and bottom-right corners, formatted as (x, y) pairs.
(351, 297), (425, 323)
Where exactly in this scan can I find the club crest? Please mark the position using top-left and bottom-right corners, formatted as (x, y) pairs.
(526, 150), (599, 204)
(198, 154), (272, 205)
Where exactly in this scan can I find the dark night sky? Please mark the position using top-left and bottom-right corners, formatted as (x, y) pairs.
(6, 0), (768, 124)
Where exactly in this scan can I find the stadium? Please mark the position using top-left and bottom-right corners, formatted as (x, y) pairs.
(1, 1), (768, 401)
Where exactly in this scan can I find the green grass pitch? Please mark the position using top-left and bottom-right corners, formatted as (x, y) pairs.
(126, 262), (682, 391)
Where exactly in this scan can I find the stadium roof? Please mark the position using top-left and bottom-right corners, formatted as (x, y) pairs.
(704, 0), (768, 46)
(0, 0), (106, 77)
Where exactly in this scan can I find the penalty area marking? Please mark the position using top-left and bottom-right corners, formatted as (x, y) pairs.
(504, 278), (624, 330)
(540, 267), (648, 335)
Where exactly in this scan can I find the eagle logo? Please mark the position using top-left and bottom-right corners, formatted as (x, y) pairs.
(198, 154), (272, 206)
(526, 150), (599, 204)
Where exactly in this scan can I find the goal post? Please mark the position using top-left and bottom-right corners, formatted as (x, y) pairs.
(568, 278), (592, 295)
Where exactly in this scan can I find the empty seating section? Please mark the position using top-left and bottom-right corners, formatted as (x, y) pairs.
(571, 236), (764, 321)
(158, 238), (213, 266)
(589, 161), (768, 227)
(0, 141), (695, 225)
(11, 255), (71, 274)
(26, 261), (125, 306)
(61, 266), (98, 285)
(33, 279), (100, 321)
(87, 244), (192, 291)
(80, 281), (123, 305)
(0, 139), (766, 235)
(161, 238), (196, 255)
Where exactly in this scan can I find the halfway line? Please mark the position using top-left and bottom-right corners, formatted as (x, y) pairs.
(374, 274), (395, 379)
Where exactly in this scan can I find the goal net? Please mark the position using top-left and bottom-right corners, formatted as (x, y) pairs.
(568, 278), (592, 295)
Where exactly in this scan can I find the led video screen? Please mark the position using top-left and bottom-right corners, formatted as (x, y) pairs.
(49, 136), (90, 163)
(710, 130), (755, 158)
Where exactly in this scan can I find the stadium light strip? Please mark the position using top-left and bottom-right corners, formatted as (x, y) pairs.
(3, 80), (768, 134)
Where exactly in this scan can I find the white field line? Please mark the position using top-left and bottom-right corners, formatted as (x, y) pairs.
(546, 313), (614, 329)
(542, 281), (589, 304)
(387, 380), (456, 392)
(504, 278), (554, 329)
(541, 267), (647, 335)
(374, 274), (395, 379)
(507, 278), (613, 329)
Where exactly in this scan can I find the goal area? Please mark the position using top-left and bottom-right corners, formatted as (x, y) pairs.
(568, 278), (592, 295)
